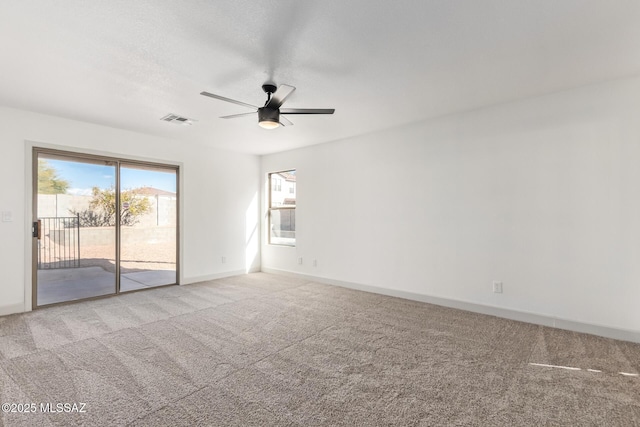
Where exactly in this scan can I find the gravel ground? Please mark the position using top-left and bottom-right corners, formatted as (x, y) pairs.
(39, 239), (176, 274)
(84, 242), (176, 273)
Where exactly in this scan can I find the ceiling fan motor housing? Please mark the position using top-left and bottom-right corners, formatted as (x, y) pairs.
(258, 107), (280, 124)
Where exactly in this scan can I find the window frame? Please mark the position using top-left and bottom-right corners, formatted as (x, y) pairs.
(268, 170), (296, 246)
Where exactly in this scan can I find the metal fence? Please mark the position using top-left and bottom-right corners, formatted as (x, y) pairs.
(37, 215), (81, 269)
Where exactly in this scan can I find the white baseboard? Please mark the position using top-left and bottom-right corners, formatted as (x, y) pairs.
(0, 303), (26, 317)
(182, 269), (249, 285)
(261, 268), (640, 344)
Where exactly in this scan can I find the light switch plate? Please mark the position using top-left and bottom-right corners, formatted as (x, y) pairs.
(1, 211), (12, 222)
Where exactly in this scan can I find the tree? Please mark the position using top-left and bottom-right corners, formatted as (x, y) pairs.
(38, 159), (70, 194)
(71, 186), (151, 227)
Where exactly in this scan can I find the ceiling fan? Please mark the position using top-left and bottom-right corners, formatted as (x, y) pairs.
(200, 83), (335, 129)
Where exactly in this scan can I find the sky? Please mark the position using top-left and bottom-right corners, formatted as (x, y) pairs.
(45, 158), (177, 195)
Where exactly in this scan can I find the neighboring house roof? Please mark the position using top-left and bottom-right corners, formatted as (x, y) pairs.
(134, 186), (176, 196)
(279, 172), (296, 182)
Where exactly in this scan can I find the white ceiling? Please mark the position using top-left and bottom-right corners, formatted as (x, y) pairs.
(1, 1), (640, 155)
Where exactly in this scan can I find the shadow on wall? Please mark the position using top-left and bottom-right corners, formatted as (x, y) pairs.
(246, 192), (259, 272)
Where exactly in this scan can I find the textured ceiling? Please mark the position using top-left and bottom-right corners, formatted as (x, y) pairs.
(1, 1), (640, 155)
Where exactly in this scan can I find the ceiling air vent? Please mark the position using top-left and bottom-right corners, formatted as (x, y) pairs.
(160, 113), (195, 125)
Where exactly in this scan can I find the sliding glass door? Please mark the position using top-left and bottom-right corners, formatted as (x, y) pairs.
(33, 149), (178, 307)
(119, 164), (177, 291)
(35, 153), (117, 305)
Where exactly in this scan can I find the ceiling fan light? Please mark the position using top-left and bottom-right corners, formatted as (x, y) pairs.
(259, 120), (280, 129)
(258, 107), (280, 130)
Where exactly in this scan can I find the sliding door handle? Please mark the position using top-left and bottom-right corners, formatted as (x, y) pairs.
(32, 220), (41, 239)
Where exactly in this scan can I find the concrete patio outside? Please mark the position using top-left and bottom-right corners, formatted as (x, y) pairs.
(37, 266), (177, 306)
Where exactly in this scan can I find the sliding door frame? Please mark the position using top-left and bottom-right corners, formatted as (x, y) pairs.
(32, 147), (180, 308)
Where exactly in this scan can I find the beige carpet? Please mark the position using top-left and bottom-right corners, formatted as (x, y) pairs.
(0, 273), (638, 426)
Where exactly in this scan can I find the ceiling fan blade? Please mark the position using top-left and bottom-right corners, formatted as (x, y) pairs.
(266, 84), (296, 109)
(220, 112), (257, 119)
(200, 91), (258, 110)
(280, 108), (335, 115)
(279, 116), (294, 126)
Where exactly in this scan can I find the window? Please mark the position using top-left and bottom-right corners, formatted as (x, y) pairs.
(269, 170), (296, 246)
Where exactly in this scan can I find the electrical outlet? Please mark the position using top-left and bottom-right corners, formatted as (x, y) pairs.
(1, 211), (12, 222)
(297, 257), (303, 265)
(313, 259), (317, 267)
(493, 281), (503, 293)
(221, 256), (226, 264)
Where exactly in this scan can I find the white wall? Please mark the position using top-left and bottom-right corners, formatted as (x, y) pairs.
(0, 106), (260, 315)
(261, 76), (640, 337)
